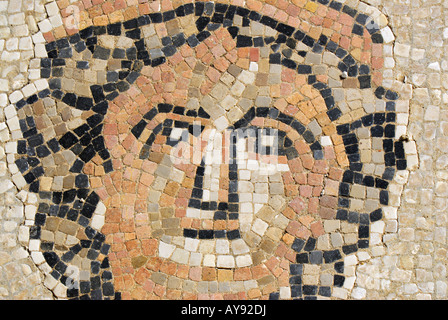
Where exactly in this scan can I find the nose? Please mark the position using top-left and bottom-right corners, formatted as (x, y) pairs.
(183, 127), (242, 241)
(182, 126), (291, 238)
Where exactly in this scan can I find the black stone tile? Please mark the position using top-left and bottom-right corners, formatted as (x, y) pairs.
(342, 244), (358, 255)
(385, 124), (395, 138)
(290, 264), (303, 275)
(373, 113), (386, 124)
(319, 286), (331, 297)
(211, 13), (224, 24)
(358, 75), (371, 88)
(383, 139), (393, 153)
(289, 275), (302, 285)
(102, 282), (114, 296)
(352, 23), (364, 36)
(43, 251), (59, 267)
(297, 64), (312, 74)
(29, 226), (41, 239)
(198, 229), (214, 239)
(362, 175), (375, 187)
(309, 251), (323, 264)
(323, 249), (342, 263)
(101, 160), (112, 173)
(396, 159), (407, 170)
(80, 281), (91, 294)
(125, 28), (141, 39)
(73, 173), (89, 188)
(149, 12), (162, 23)
(236, 35), (252, 47)
(371, 32), (383, 43)
(61, 93), (76, 107)
(162, 10), (176, 22)
(107, 22), (121, 35)
(345, 144), (358, 154)
(78, 144), (96, 163)
(296, 253), (308, 263)
(59, 47), (73, 58)
(59, 132), (79, 149)
(76, 97), (93, 111)
(225, 5), (236, 20)
(379, 190), (389, 205)
(303, 285), (317, 295)
(312, 43), (324, 53)
(131, 120), (147, 139)
(69, 159), (84, 173)
(333, 275), (345, 287)
(269, 292), (280, 300)
(329, 1), (342, 11)
(292, 238), (305, 252)
(375, 178), (389, 189)
(348, 211), (359, 223)
(62, 190), (77, 204)
(370, 208), (383, 222)
(358, 225), (369, 238)
(226, 229), (240, 240)
(384, 152), (395, 166)
(276, 23), (294, 36)
(236, 6), (250, 16)
(260, 15), (277, 29)
(36, 145), (51, 158)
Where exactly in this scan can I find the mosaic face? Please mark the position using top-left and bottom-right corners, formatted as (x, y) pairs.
(13, 1), (410, 299)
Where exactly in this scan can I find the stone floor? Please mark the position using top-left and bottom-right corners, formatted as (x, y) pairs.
(0, 0), (445, 300)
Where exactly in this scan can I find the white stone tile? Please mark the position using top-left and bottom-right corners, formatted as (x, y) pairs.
(18, 225), (29, 243)
(230, 80), (245, 96)
(231, 239), (249, 255)
(91, 215), (105, 230)
(31, 251), (45, 265)
(215, 239), (229, 254)
(394, 43), (411, 58)
(19, 36), (33, 50)
(252, 218), (268, 236)
(184, 237), (199, 252)
(332, 287), (348, 299)
(217, 255), (235, 268)
(49, 14), (63, 28)
(220, 95), (237, 110)
(236, 254), (252, 267)
(43, 274), (59, 290)
(158, 241), (175, 259)
(37, 19), (52, 33)
(8, 13), (25, 25)
(45, 1), (59, 16)
(21, 83), (37, 97)
(351, 287), (366, 299)
(380, 27), (394, 43)
(24, 205), (37, 220)
(203, 254), (215, 267)
(238, 70), (255, 85)
(189, 252), (202, 266)
(53, 283), (67, 298)
(186, 207), (200, 218)
(279, 287), (291, 299)
(28, 239), (40, 252)
(170, 248), (190, 264)
(249, 61), (258, 72)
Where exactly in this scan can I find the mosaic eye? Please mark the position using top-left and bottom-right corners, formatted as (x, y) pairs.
(12, 1), (416, 300)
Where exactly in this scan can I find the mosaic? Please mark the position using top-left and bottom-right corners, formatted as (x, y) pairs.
(8, 0), (416, 300)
